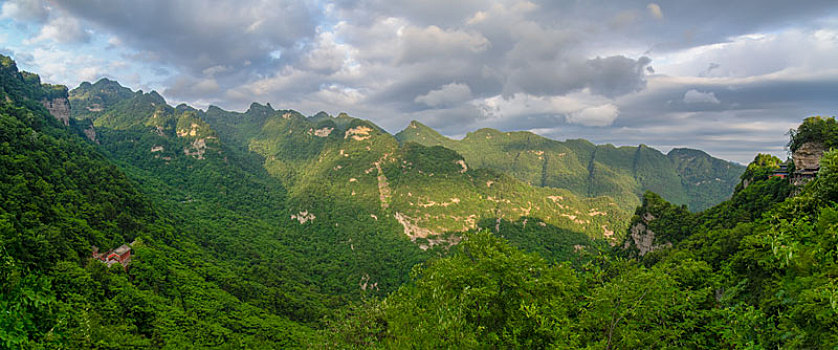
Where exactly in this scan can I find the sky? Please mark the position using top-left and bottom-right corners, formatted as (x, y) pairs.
(1, 0), (837, 163)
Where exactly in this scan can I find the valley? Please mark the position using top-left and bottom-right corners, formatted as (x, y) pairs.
(2, 54), (837, 348)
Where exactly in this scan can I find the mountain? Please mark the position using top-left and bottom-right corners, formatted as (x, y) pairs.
(396, 120), (745, 211)
(66, 79), (435, 305)
(0, 56), (317, 348)
(329, 117), (838, 348)
(8, 54), (835, 348)
(201, 105), (629, 243)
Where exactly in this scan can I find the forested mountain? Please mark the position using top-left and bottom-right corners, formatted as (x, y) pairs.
(70, 79), (631, 250)
(5, 53), (835, 348)
(0, 55), (318, 347)
(396, 120), (744, 211)
(329, 116), (838, 348)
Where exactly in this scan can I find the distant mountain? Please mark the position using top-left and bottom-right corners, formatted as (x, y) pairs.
(66, 78), (626, 311)
(10, 55), (826, 349)
(199, 106), (629, 244)
(396, 120), (744, 211)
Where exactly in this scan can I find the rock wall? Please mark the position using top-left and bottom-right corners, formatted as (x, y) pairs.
(83, 124), (98, 143)
(623, 212), (671, 256)
(42, 97), (70, 126)
(793, 142), (825, 171)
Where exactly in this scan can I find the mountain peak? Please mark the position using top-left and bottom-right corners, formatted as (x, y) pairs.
(668, 147), (710, 158)
(147, 90), (166, 104)
(92, 77), (124, 88)
(395, 120), (451, 145)
(246, 102), (275, 115)
(308, 111), (331, 122)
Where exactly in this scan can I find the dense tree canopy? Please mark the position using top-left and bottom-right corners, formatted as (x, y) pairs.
(3, 52), (837, 348)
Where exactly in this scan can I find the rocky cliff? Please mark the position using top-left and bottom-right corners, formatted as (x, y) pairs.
(624, 212), (671, 256)
(620, 192), (696, 258)
(792, 141), (825, 171)
(42, 97), (70, 126)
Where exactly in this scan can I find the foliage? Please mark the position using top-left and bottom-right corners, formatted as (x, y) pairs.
(788, 115), (838, 152)
(1, 57), (319, 348)
(331, 116), (838, 348)
(7, 54), (838, 348)
(396, 120), (745, 211)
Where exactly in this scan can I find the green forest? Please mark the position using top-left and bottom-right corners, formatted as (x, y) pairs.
(2, 54), (837, 348)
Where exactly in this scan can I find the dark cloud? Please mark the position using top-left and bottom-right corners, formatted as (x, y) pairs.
(53, 0), (319, 74)
(586, 56), (651, 97)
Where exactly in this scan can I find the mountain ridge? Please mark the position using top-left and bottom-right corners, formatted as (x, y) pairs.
(8, 55), (835, 349)
(66, 77), (743, 214)
(396, 119), (745, 211)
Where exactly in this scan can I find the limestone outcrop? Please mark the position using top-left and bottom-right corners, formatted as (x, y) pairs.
(792, 142), (825, 171)
(42, 97), (70, 126)
(623, 212), (671, 256)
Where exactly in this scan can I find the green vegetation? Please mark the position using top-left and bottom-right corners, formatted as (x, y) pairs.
(0, 57), (320, 348)
(396, 120), (745, 211)
(331, 117), (838, 348)
(6, 53), (836, 348)
(788, 115), (838, 152)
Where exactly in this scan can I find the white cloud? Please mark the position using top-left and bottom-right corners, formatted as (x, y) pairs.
(415, 82), (472, 107)
(107, 36), (122, 47)
(302, 30), (352, 74)
(655, 29), (838, 79)
(1, 0), (48, 22)
(567, 104), (620, 127)
(683, 89), (720, 104)
(473, 91), (620, 128)
(27, 15), (89, 43)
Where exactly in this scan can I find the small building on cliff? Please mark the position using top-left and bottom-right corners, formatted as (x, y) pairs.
(770, 162), (790, 179)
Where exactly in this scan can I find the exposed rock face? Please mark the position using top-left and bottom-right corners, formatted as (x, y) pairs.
(183, 138), (211, 159)
(83, 124), (98, 144)
(394, 212), (437, 240)
(624, 212), (671, 256)
(345, 126), (373, 141)
(793, 142), (825, 171)
(374, 157), (392, 209)
(42, 97), (70, 126)
(177, 122), (202, 137)
(291, 210), (316, 224)
(456, 159), (468, 173)
(313, 127), (333, 137)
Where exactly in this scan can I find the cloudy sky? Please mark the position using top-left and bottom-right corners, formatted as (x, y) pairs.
(2, 0), (837, 163)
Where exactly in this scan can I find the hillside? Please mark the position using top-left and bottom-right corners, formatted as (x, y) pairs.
(65, 77), (630, 313)
(67, 79), (436, 304)
(396, 120), (744, 211)
(199, 104), (629, 243)
(0, 55), (318, 348)
(6, 53), (836, 348)
(329, 116), (838, 348)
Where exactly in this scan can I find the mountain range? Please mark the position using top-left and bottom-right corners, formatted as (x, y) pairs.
(397, 120), (743, 211)
(10, 54), (834, 348)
